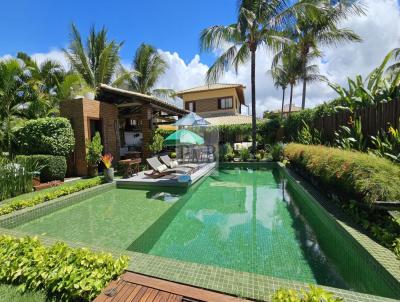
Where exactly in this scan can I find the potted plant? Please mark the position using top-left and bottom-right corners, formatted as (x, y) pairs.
(86, 132), (103, 177)
(102, 153), (114, 182)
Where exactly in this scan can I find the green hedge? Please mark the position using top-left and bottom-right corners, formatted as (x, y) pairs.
(0, 235), (128, 302)
(0, 177), (104, 216)
(12, 117), (75, 156)
(284, 143), (400, 205)
(16, 155), (67, 182)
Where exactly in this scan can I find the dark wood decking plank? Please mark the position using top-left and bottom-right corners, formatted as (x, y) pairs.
(152, 291), (171, 302)
(131, 286), (148, 302)
(140, 288), (159, 302)
(125, 285), (144, 302)
(122, 272), (247, 302)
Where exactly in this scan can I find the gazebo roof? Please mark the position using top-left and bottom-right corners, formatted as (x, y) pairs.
(97, 84), (188, 116)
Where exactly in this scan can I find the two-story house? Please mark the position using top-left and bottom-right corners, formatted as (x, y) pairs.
(176, 83), (252, 126)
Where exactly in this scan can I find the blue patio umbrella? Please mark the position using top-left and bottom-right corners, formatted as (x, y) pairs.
(174, 112), (210, 127)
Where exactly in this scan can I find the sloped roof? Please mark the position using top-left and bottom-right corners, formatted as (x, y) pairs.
(176, 83), (246, 105)
(273, 104), (302, 113)
(98, 84), (188, 116)
(205, 114), (253, 126)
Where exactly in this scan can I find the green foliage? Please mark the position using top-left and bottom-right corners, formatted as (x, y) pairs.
(258, 118), (282, 145)
(0, 177), (103, 216)
(284, 143), (400, 205)
(334, 117), (366, 151)
(272, 285), (342, 302)
(149, 130), (165, 154)
(220, 143), (235, 162)
(12, 117), (75, 156)
(0, 235), (128, 302)
(0, 284), (46, 302)
(85, 132), (103, 166)
(283, 109), (317, 142)
(370, 123), (400, 162)
(170, 152), (177, 159)
(0, 157), (41, 201)
(297, 120), (321, 145)
(271, 143), (284, 162)
(15, 155), (67, 182)
(239, 148), (250, 161)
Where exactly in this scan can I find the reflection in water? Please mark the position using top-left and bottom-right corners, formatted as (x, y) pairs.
(144, 167), (348, 288)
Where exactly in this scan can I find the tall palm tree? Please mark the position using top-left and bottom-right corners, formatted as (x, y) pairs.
(200, 0), (305, 152)
(0, 59), (29, 154)
(63, 24), (130, 89)
(270, 66), (289, 120)
(294, 0), (365, 109)
(118, 43), (175, 98)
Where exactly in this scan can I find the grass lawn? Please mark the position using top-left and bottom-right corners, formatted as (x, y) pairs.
(0, 284), (46, 302)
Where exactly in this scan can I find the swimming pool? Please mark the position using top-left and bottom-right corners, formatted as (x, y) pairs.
(4, 164), (399, 299)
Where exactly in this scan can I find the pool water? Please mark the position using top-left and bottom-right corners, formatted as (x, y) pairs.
(13, 165), (399, 297)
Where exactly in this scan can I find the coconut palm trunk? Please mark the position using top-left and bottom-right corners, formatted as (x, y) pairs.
(250, 46), (257, 153)
(281, 87), (286, 120)
(289, 83), (294, 116)
(301, 78), (307, 109)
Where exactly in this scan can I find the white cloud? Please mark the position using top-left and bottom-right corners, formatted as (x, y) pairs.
(30, 50), (70, 70)
(155, 0), (400, 116)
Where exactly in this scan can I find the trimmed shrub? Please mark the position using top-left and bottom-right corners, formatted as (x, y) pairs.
(284, 143), (400, 205)
(16, 155), (67, 182)
(272, 285), (342, 302)
(0, 177), (104, 216)
(12, 117), (75, 156)
(0, 235), (128, 302)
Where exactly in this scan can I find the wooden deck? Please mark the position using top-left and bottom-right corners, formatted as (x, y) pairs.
(94, 272), (249, 302)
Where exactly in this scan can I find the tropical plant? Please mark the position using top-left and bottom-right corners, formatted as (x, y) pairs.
(334, 117), (366, 151)
(273, 285), (342, 302)
(148, 130), (164, 155)
(86, 132), (103, 166)
(370, 122), (400, 163)
(200, 0), (305, 152)
(239, 148), (250, 161)
(16, 155), (67, 182)
(270, 65), (289, 120)
(271, 142), (284, 162)
(297, 119), (321, 145)
(0, 59), (29, 154)
(0, 235), (128, 302)
(63, 24), (130, 89)
(119, 43), (175, 98)
(0, 157), (41, 201)
(101, 153), (113, 169)
(292, 0), (365, 109)
(221, 143), (235, 161)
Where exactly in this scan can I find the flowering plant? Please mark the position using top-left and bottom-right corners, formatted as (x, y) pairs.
(101, 153), (113, 169)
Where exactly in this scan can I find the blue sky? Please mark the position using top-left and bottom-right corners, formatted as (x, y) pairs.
(0, 0), (237, 66)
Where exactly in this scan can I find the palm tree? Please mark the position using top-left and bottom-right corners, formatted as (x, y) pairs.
(200, 0), (304, 152)
(294, 1), (365, 109)
(387, 47), (400, 74)
(63, 24), (129, 89)
(0, 59), (28, 154)
(16, 52), (66, 118)
(118, 43), (175, 98)
(269, 66), (289, 120)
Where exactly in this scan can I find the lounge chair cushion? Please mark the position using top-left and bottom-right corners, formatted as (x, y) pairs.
(170, 160), (179, 168)
(156, 164), (168, 173)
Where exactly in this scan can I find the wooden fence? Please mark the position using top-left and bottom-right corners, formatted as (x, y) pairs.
(313, 99), (400, 142)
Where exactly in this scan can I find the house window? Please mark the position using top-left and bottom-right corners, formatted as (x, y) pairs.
(218, 97), (233, 109)
(129, 119), (137, 126)
(185, 101), (196, 112)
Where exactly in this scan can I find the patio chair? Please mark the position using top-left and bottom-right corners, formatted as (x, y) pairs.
(145, 157), (191, 179)
(159, 155), (198, 172)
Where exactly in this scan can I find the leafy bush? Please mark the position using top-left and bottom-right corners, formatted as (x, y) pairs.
(334, 117), (366, 151)
(149, 130), (164, 154)
(0, 157), (41, 201)
(219, 143), (235, 161)
(272, 285), (342, 302)
(239, 148), (250, 161)
(284, 143), (400, 205)
(271, 143), (284, 162)
(258, 118), (282, 145)
(16, 155), (67, 182)
(0, 177), (104, 216)
(283, 109), (316, 142)
(12, 118), (75, 156)
(297, 120), (321, 145)
(371, 123), (400, 162)
(0, 235), (128, 302)
(85, 132), (103, 166)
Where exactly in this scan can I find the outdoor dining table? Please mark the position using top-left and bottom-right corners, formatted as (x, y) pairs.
(118, 158), (142, 178)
